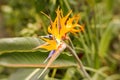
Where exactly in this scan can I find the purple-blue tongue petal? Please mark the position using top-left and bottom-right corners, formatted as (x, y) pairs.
(44, 50), (55, 63)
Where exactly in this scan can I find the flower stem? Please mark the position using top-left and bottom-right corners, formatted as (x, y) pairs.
(65, 43), (91, 80)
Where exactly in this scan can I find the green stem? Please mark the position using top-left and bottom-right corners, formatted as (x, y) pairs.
(51, 69), (57, 78)
(65, 43), (91, 80)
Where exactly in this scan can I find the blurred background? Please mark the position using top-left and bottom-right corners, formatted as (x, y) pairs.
(0, 0), (120, 80)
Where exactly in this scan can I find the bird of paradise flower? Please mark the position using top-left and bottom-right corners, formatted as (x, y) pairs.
(25, 7), (91, 80)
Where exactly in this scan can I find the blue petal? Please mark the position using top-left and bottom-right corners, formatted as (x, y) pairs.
(43, 50), (55, 63)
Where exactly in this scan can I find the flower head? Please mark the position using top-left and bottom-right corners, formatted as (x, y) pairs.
(48, 8), (84, 41)
(36, 8), (83, 55)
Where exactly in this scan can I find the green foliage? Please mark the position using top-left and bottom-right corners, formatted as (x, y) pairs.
(0, 0), (120, 80)
(0, 37), (43, 53)
(98, 26), (113, 57)
(0, 38), (76, 68)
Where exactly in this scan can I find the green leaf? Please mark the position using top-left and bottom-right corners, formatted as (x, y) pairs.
(105, 74), (120, 80)
(9, 69), (35, 80)
(105, 0), (114, 12)
(0, 51), (77, 68)
(0, 37), (44, 54)
(98, 26), (113, 57)
(63, 68), (79, 80)
(9, 68), (49, 80)
(92, 67), (109, 80)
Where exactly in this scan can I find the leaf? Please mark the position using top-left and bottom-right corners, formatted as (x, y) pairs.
(105, 0), (114, 12)
(9, 69), (35, 80)
(9, 68), (49, 80)
(0, 37), (44, 54)
(0, 50), (76, 80)
(0, 51), (77, 68)
(98, 26), (113, 57)
(105, 74), (120, 80)
(92, 67), (109, 80)
(63, 68), (78, 80)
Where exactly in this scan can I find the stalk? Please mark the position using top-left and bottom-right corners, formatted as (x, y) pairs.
(65, 43), (91, 80)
